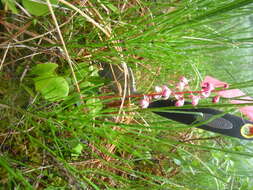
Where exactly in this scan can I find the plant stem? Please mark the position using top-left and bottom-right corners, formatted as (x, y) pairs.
(98, 89), (222, 100)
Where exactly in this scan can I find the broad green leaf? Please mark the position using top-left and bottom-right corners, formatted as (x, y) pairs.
(34, 75), (69, 101)
(31, 62), (58, 76)
(22, 0), (58, 16)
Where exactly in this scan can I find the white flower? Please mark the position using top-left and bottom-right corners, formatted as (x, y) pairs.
(154, 86), (163, 99)
(161, 85), (171, 100)
(140, 96), (150, 108)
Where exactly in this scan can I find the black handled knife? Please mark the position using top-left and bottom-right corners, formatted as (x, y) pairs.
(98, 62), (253, 140)
(148, 99), (253, 140)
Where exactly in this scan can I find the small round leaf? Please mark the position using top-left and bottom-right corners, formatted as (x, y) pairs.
(31, 62), (58, 76)
(34, 76), (69, 101)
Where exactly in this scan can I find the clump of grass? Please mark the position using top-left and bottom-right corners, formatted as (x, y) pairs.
(1, 0), (253, 189)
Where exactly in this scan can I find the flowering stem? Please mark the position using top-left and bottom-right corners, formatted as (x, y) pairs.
(98, 89), (221, 100)
(97, 92), (160, 100)
(174, 89), (220, 95)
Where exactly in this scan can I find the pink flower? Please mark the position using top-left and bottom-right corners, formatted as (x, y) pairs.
(161, 85), (171, 100)
(202, 82), (215, 92)
(179, 76), (189, 85)
(239, 106), (253, 121)
(202, 76), (227, 88)
(140, 96), (150, 108)
(191, 95), (200, 106)
(154, 85), (171, 100)
(203, 76), (253, 121)
(218, 89), (245, 98)
(175, 98), (185, 107)
(212, 96), (220, 103)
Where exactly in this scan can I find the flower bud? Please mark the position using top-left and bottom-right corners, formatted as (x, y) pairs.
(175, 98), (185, 107)
(223, 84), (229, 89)
(140, 98), (150, 108)
(179, 76), (189, 85)
(154, 86), (162, 99)
(202, 82), (215, 92)
(191, 95), (200, 106)
(161, 85), (171, 100)
(212, 96), (220, 103)
(176, 81), (185, 91)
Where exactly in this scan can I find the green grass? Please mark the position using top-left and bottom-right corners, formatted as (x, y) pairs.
(1, 0), (253, 189)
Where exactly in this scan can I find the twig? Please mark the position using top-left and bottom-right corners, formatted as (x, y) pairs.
(20, 64), (29, 82)
(46, 0), (81, 97)
(0, 20), (54, 45)
(4, 52), (43, 67)
(15, 1), (31, 17)
(0, 13), (77, 48)
(0, 43), (10, 71)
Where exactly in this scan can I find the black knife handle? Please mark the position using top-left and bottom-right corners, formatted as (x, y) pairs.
(148, 99), (253, 140)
